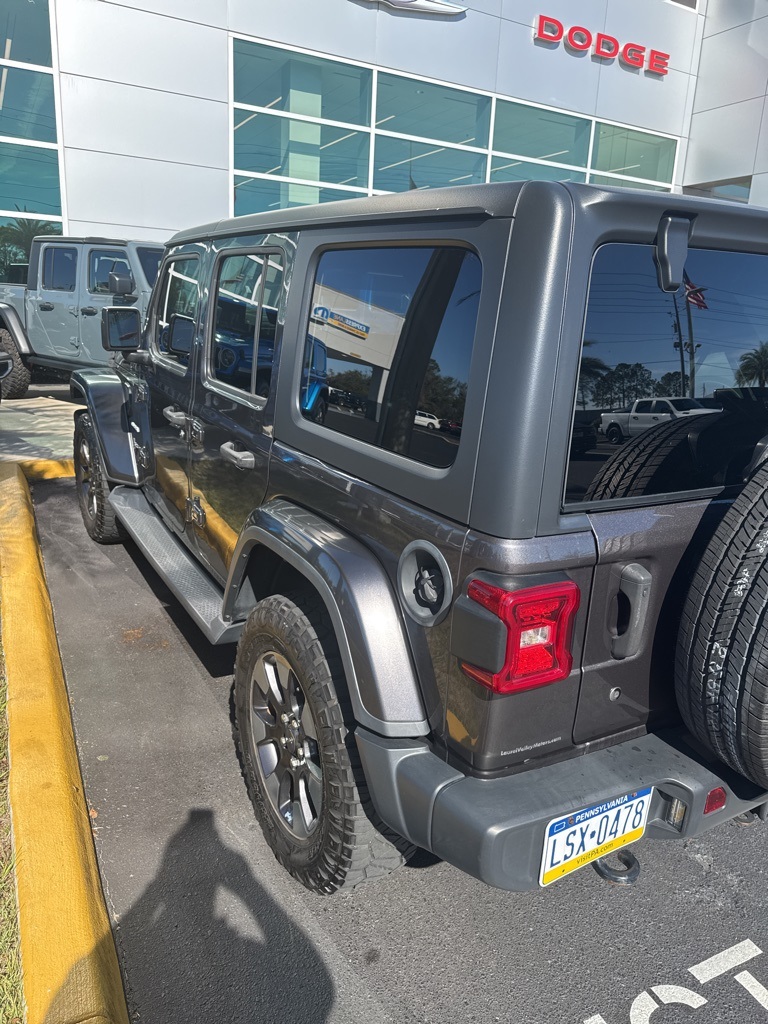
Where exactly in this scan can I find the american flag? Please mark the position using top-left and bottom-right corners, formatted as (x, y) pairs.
(683, 270), (708, 310)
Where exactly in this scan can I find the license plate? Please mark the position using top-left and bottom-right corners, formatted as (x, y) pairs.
(539, 787), (653, 887)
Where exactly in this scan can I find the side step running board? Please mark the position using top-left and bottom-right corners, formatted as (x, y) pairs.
(109, 486), (243, 645)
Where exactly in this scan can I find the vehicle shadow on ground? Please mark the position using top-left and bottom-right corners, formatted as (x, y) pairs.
(43, 809), (336, 1024)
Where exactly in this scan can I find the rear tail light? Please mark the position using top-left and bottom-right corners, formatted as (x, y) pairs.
(461, 579), (580, 694)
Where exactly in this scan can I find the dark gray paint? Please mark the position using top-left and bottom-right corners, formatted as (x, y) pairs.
(70, 368), (140, 484)
(226, 500), (429, 737)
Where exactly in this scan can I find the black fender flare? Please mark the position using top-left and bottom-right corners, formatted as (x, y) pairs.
(70, 369), (141, 485)
(225, 500), (429, 739)
(0, 303), (32, 356)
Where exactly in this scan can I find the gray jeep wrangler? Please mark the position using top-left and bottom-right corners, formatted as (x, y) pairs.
(72, 181), (768, 893)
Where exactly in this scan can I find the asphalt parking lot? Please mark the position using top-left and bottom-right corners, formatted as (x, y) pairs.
(26, 468), (768, 1024)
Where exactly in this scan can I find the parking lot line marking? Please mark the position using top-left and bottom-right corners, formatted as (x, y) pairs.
(689, 940), (762, 983)
(583, 1016), (608, 1024)
(735, 971), (768, 1010)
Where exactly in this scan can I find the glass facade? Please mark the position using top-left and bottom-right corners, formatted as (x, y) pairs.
(232, 38), (678, 216)
(0, 0), (61, 282)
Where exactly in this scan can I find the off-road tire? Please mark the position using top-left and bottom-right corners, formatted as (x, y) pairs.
(233, 591), (414, 893)
(676, 458), (768, 788)
(585, 417), (701, 502)
(0, 328), (31, 399)
(74, 412), (124, 543)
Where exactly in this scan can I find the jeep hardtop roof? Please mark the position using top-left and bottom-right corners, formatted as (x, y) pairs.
(168, 180), (764, 247)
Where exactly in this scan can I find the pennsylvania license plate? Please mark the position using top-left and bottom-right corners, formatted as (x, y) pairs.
(539, 787), (653, 887)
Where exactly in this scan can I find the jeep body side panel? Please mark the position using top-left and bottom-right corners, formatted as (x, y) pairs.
(70, 368), (141, 484)
(264, 443), (469, 738)
(226, 498), (430, 738)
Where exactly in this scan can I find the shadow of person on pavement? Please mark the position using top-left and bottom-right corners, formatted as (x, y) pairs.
(43, 808), (336, 1024)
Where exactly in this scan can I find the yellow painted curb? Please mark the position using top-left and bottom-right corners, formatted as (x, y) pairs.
(19, 459), (75, 482)
(0, 463), (129, 1024)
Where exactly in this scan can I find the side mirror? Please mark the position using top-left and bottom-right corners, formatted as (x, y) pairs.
(108, 271), (135, 296)
(0, 351), (13, 381)
(168, 313), (195, 357)
(101, 306), (141, 351)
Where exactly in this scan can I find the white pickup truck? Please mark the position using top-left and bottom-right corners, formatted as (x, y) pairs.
(600, 397), (719, 445)
(0, 235), (162, 398)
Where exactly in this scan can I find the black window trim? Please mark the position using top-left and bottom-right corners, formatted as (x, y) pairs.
(149, 251), (202, 377)
(201, 244), (287, 410)
(86, 245), (129, 296)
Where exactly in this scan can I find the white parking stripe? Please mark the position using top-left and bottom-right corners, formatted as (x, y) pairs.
(689, 940), (762, 983)
(735, 971), (768, 1010)
(583, 1016), (608, 1024)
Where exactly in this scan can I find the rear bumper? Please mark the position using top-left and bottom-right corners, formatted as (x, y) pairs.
(356, 727), (768, 890)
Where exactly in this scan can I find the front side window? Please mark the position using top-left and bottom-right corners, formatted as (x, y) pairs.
(88, 249), (130, 294)
(153, 257), (200, 365)
(566, 243), (768, 505)
(42, 246), (76, 291)
(209, 251), (284, 396)
(303, 246), (481, 469)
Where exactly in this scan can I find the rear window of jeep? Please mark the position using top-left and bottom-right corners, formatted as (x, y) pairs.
(302, 246), (480, 469)
(566, 242), (768, 505)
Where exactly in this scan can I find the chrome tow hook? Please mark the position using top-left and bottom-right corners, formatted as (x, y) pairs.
(592, 849), (640, 885)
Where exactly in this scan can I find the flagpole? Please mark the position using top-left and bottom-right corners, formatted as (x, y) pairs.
(672, 293), (686, 396)
(685, 296), (697, 399)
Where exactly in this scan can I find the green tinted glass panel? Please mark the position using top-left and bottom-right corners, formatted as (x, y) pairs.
(0, 67), (55, 143)
(233, 39), (372, 126)
(0, 0), (51, 66)
(490, 158), (586, 184)
(493, 100), (590, 167)
(589, 173), (670, 192)
(373, 136), (485, 192)
(376, 73), (490, 148)
(234, 176), (365, 215)
(0, 141), (60, 215)
(0, 213), (59, 282)
(234, 110), (369, 187)
(592, 124), (676, 183)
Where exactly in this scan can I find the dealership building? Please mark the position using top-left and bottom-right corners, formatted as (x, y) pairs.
(0, 0), (765, 248)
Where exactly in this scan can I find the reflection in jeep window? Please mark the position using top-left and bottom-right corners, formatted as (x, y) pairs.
(88, 249), (130, 294)
(303, 247), (480, 468)
(210, 251), (283, 395)
(566, 243), (768, 504)
(154, 256), (200, 365)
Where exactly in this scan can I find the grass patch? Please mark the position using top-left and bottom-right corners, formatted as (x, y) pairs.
(0, 655), (23, 1023)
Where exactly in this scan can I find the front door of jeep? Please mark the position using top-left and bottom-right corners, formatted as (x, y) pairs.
(187, 248), (284, 583)
(78, 246), (133, 364)
(142, 251), (201, 536)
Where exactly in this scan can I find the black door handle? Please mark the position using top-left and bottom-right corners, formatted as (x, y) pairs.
(38, 301), (54, 312)
(80, 306), (98, 316)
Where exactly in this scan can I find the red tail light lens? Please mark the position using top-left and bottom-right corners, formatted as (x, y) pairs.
(461, 579), (580, 694)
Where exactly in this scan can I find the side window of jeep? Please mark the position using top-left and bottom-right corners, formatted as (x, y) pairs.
(209, 250), (284, 397)
(302, 246), (481, 469)
(566, 243), (768, 505)
(152, 256), (200, 366)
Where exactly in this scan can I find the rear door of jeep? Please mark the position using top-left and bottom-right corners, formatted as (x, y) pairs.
(556, 192), (768, 750)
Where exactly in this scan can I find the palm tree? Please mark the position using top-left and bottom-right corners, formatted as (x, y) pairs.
(577, 348), (609, 409)
(736, 342), (768, 389)
(0, 214), (60, 262)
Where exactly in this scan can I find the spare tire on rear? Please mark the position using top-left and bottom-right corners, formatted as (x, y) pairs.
(676, 457), (768, 788)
